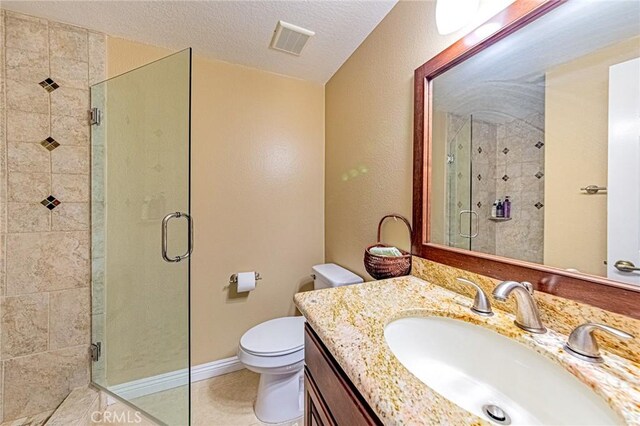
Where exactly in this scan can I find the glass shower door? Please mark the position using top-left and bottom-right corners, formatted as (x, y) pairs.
(90, 49), (192, 425)
(446, 115), (474, 250)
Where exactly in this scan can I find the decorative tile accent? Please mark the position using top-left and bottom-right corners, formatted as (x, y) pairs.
(502, 147), (510, 155)
(535, 202), (544, 209)
(457, 172), (463, 179)
(535, 141), (544, 149)
(458, 144), (463, 150)
(477, 146), (483, 154)
(477, 174), (482, 181)
(502, 175), (509, 181)
(476, 201), (482, 208)
(457, 201), (463, 208)
(38, 78), (59, 93)
(41, 195), (61, 210)
(535, 171), (544, 179)
(41, 137), (60, 151)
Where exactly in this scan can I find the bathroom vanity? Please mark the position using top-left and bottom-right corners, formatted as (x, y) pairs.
(295, 270), (640, 425)
(304, 324), (380, 426)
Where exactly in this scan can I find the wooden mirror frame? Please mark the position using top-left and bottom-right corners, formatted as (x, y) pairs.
(412, 0), (640, 319)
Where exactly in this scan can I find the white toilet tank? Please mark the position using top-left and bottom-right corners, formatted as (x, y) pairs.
(312, 263), (363, 290)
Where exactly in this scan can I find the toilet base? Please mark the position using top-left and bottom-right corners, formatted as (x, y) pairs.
(254, 368), (304, 424)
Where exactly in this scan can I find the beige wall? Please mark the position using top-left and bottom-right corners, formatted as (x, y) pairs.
(107, 38), (325, 366)
(544, 37), (639, 276)
(324, 0), (511, 278)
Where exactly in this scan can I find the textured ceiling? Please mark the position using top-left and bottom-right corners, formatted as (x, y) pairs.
(1, 0), (397, 83)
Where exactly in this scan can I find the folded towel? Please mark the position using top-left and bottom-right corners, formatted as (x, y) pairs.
(370, 246), (403, 257)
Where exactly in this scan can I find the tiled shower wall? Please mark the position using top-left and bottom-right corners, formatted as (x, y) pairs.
(469, 119), (497, 255)
(0, 10), (105, 422)
(494, 113), (545, 263)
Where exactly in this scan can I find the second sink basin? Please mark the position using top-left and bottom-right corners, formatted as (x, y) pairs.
(384, 316), (621, 425)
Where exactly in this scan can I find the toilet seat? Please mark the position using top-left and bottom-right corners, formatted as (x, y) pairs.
(240, 316), (305, 357)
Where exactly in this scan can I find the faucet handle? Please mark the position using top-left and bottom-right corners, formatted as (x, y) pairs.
(456, 277), (493, 316)
(564, 322), (634, 363)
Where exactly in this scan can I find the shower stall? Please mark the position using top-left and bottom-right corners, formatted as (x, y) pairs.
(90, 49), (192, 425)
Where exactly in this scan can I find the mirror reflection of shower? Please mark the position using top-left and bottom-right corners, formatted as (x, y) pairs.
(444, 111), (545, 264)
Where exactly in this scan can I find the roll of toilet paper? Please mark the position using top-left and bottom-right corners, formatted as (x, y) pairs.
(237, 272), (256, 292)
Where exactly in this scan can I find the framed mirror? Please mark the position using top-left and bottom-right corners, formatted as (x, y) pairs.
(413, 0), (640, 318)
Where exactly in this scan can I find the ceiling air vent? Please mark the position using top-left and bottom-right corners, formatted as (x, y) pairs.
(270, 21), (315, 56)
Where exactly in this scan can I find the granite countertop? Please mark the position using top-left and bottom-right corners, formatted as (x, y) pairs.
(294, 276), (640, 425)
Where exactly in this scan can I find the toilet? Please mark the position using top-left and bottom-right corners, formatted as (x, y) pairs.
(237, 263), (363, 424)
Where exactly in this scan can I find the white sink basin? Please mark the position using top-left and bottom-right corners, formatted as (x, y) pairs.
(384, 316), (621, 425)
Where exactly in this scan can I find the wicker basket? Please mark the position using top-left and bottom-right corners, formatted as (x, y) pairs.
(364, 214), (412, 280)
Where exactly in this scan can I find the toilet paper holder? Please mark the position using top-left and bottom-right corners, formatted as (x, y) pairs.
(229, 272), (262, 285)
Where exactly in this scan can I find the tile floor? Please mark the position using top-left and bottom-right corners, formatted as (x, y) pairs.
(97, 369), (302, 426)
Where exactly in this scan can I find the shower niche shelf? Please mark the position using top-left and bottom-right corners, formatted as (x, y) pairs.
(489, 217), (512, 222)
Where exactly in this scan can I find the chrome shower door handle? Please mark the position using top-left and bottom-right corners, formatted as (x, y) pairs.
(162, 212), (194, 263)
(459, 210), (479, 238)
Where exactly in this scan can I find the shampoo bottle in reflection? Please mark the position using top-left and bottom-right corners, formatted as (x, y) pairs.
(504, 196), (511, 218)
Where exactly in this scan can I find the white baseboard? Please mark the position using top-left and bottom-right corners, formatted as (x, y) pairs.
(107, 356), (244, 402)
(191, 356), (244, 382)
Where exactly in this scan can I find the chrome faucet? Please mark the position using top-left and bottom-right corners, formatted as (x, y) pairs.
(456, 278), (493, 316)
(564, 323), (634, 363)
(492, 281), (546, 333)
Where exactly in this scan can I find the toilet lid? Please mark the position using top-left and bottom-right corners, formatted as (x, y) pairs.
(240, 316), (306, 356)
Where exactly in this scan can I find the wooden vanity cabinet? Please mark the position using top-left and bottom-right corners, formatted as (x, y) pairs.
(304, 323), (382, 426)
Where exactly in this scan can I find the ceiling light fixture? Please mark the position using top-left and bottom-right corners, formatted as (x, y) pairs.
(436, 0), (480, 35)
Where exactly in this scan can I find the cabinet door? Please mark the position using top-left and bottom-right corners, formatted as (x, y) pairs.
(304, 324), (382, 426)
(305, 369), (335, 426)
